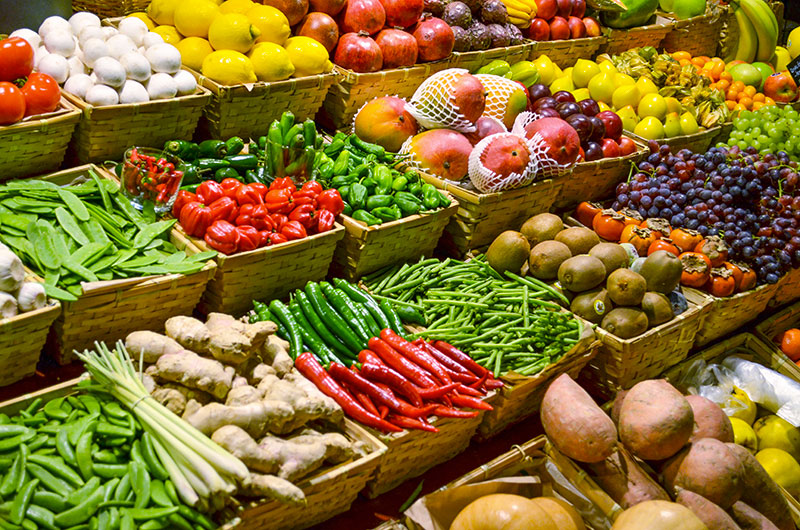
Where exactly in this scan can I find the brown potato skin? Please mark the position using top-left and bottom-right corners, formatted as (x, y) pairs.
(541, 374), (618, 463)
(686, 395), (734, 443)
(725, 443), (794, 530)
(610, 389), (628, 426)
(584, 447), (669, 508)
(619, 379), (694, 461)
(729, 501), (781, 530)
(662, 438), (744, 510)
(676, 488), (743, 530)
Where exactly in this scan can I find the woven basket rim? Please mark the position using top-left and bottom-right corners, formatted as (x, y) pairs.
(0, 294), (61, 329)
(627, 124), (723, 146)
(339, 191), (458, 234)
(332, 60), (452, 83)
(529, 35), (608, 48)
(604, 20), (675, 34)
(62, 82), (211, 112)
(451, 40), (537, 61)
(0, 96), (80, 134)
(419, 171), (556, 203)
(186, 66), (337, 97)
(684, 281), (778, 303)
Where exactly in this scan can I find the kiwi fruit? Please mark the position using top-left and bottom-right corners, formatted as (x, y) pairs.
(639, 250), (683, 294)
(555, 227), (600, 256)
(589, 243), (629, 276)
(529, 240), (571, 280)
(520, 213), (563, 246)
(551, 282), (574, 304)
(570, 288), (613, 324)
(641, 292), (674, 327)
(487, 230), (530, 275)
(601, 307), (649, 339)
(606, 268), (647, 306)
(557, 254), (606, 293)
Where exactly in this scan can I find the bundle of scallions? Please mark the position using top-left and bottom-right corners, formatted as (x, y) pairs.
(78, 341), (249, 512)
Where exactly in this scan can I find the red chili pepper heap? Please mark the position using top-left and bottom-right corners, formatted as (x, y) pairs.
(125, 148), (183, 205)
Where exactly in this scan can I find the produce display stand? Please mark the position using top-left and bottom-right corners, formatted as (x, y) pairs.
(330, 191), (458, 281)
(420, 174), (563, 257)
(601, 21), (675, 56)
(173, 222), (345, 317)
(528, 36), (608, 68)
(754, 299), (800, 381)
(38, 165), (216, 364)
(552, 136), (648, 210)
(63, 85), (211, 163)
(770, 267), (800, 307)
(320, 61), (452, 131)
(72, 0), (146, 17)
(0, 97), (80, 181)
(449, 42), (537, 73)
(657, 10), (727, 56)
(627, 125), (724, 155)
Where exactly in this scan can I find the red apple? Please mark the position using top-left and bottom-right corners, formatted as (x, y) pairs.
(618, 136), (637, 156)
(568, 16), (586, 38)
(601, 138), (620, 158)
(583, 16), (601, 37)
(527, 18), (550, 41)
(763, 71), (799, 104)
(572, 0), (586, 18)
(523, 117), (581, 166)
(556, 0), (572, 17)
(549, 16), (570, 40)
(536, 0), (557, 20)
(596, 110), (623, 141)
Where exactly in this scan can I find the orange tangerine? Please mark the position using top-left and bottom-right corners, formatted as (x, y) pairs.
(765, 96), (776, 105)
(718, 79), (730, 91)
(743, 86), (757, 97)
(731, 80), (745, 91)
(727, 89), (739, 100)
(739, 97), (753, 109)
(753, 101), (765, 110)
(726, 100), (737, 110)
(734, 103), (748, 112)
(753, 93), (765, 102)
(691, 57), (706, 67)
(672, 51), (691, 61)
(679, 58), (692, 67)
(720, 71), (733, 82)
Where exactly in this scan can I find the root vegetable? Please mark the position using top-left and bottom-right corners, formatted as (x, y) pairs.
(258, 431), (353, 481)
(16, 282), (46, 312)
(258, 374), (344, 430)
(283, 371), (342, 422)
(0, 292), (18, 319)
(165, 315), (211, 354)
(152, 387), (187, 415)
(247, 363), (277, 384)
(675, 488), (742, 530)
(729, 501), (780, 530)
(151, 350), (234, 399)
(204, 313), (276, 365)
(240, 473), (305, 505)
(262, 335), (293, 375)
(184, 400), (295, 437)
(584, 448), (669, 508)
(225, 385), (262, 407)
(125, 330), (182, 363)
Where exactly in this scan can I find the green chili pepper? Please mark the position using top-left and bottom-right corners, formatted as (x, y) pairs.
(224, 136), (244, 156)
(395, 195), (420, 216)
(224, 154), (259, 170)
(371, 205), (401, 222)
(349, 183), (368, 210)
(197, 139), (226, 159)
(178, 163), (198, 185)
(408, 181), (422, 195)
(195, 158), (230, 171)
(391, 176), (408, 191)
(366, 194), (393, 211)
(323, 138), (345, 158)
(330, 175), (356, 188)
(214, 167), (240, 182)
(421, 183), (440, 210)
(332, 151), (350, 176)
(351, 209), (381, 226)
(373, 165), (393, 195)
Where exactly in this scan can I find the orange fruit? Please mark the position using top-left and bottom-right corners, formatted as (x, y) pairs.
(726, 100), (737, 110)
(765, 96), (776, 105)
(779, 329), (800, 362)
(731, 80), (745, 91)
(672, 51), (691, 61)
(743, 86), (757, 97)
(720, 71), (733, 82)
(691, 57), (706, 67)
(718, 79), (730, 91)
(753, 101), (765, 110)
(753, 93), (765, 102)
(739, 97), (753, 109)
(727, 88), (738, 100)
(679, 58), (692, 67)
(734, 103), (747, 112)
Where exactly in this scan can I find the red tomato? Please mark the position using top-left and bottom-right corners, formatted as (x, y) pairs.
(0, 37), (34, 82)
(0, 82), (26, 125)
(20, 73), (60, 117)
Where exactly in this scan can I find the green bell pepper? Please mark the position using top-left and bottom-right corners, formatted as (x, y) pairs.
(332, 151), (350, 176)
(351, 209), (381, 226)
(366, 194), (393, 211)
(408, 181), (422, 195)
(374, 166), (393, 195)
(214, 167), (240, 182)
(395, 195), (420, 216)
(391, 176), (408, 191)
(342, 202), (353, 216)
(330, 175), (357, 188)
(372, 205), (401, 222)
(349, 183), (368, 210)
(338, 185), (351, 202)
(421, 183), (440, 210)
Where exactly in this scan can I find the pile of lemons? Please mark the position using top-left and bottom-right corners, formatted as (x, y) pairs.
(132, 0), (331, 85)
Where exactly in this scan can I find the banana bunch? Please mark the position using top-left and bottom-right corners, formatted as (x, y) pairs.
(502, 0), (536, 29)
(730, 0), (779, 63)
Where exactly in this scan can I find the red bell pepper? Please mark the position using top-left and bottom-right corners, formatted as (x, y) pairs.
(220, 178), (243, 199)
(317, 189), (344, 217)
(249, 204), (273, 231)
(196, 181), (224, 205)
(381, 330), (452, 385)
(316, 209), (335, 234)
(291, 192), (317, 207)
(300, 180), (323, 195)
(368, 338), (437, 388)
(237, 225), (261, 252)
(171, 190), (197, 219)
(179, 202), (214, 238)
(264, 188), (294, 214)
(270, 177), (297, 192)
(204, 220), (240, 255)
(208, 196), (239, 224)
(234, 204), (255, 226)
(262, 232), (288, 246)
(270, 213), (288, 230)
(280, 220), (307, 241)
(236, 184), (264, 206)
(288, 204), (316, 230)
(248, 182), (268, 198)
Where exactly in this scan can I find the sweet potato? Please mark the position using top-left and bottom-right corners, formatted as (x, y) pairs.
(676, 488), (742, 530)
(618, 379), (694, 461)
(686, 395), (734, 443)
(610, 389), (628, 426)
(662, 438), (744, 510)
(541, 374), (617, 463)
(729, 501), (780, 530)
(584, 447), (669, 508)
(725, 443), (794, 530)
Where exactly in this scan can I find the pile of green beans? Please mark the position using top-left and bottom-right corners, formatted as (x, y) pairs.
(0, 380), (216, 530)
(363, 255), (583, 378)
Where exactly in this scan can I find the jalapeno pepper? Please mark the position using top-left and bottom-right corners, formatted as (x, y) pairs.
(224, 136), (245, 156)
(163, 140), (198, 161)
(224, 154), (259, 170)
(302, 119), (316, 148)
(197, 139), (226, 158)
(324, 138), (345, 158)
(214, 167), (240, 182)
(179, 163), (199, 184)
(196, 158), (230, 171)
(352, 209), (381, 226)
(366, 194), (393, 211)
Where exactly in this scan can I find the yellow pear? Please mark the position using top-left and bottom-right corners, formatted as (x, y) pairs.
(726, 386), (757, 425)
(730, 417), (758, 454)
(775, 46), (791, 71)
(754, 415), (800, 461)
(598, 101), (612, 112)
(634, 116), (665, 140)
(572, 59), (600, 88)
(588, 72), (616, 104)
(664, 112), (682, 138)
(550, 75), (575, 93)
(616, 105), (639, 132)
(598, 59), (617, 73)
(572, 88), (591, 101)
(756, 448), (800, 497)
(615, 73), (635, 86)
(612, 85), (641, 109)
(679, 112), (700, 136)
(533, 55), (556, 86)
(665, 96), (682, 114)
(635, 76), (659, 96)
(638, 93), (667, 121)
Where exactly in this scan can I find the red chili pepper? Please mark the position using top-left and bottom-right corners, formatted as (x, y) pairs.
(220, 178), (243, 199)
(358, 350), (385, 366)
(484, 379), (505, 390)
(208, 196), (239, 224)
(368, 338), (437, 388)
(455, 382), (484, 397)
(236, 184), (264, 206)
(381, 330), (452, 385)
(171, 190), (196, 219)
(294, 353), (401, 433)
(329, 363), (435, 418)
(443, 369), (481, 385)
(449, 393), (492, 411)
(280, 220), (307, 241)
(416, 383), (459, 400)
(196, 181), (224, 205)
(469, 373), (488, 390)
(288, 203), (316, 229)
(432, 341), (490, 378)
(179, 202), (214, 238)
(360, 362), (423, 407)
(317, 189), (344, 217)
(204, 220), (240, 255)
(262, 232), (288, 247)
(249, 204), (273, 231)
(379, 406), (389, 420)
(351, 387), (379, 416)
(264, 188), (294, 214)
(248, 182), (268, 197)
(270, 177), (297, 192)
(270, 213), (288, 230)
(236, 225), (261, 252)
(387, 414), (438, 433)
(316, 209), (335, 234)
(420, 342), (476, 379)
(432, 406), (479, 419)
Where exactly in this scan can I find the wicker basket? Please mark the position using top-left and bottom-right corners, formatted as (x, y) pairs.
(331, 193), (458, 281)
(191, 69), (337, 140)
(449, 42), (537, 73)
(72, 0), (147, 17)
(419, 175), (564, 257)
(319, 62), (452, 131)
(528, 37), (607, 67)
(553, 136), (647, 210)
(579, 288), (710, 400)
(690, 282), (779, 348)
(658, 11), (726, 57)
(627, 126), (723, 155)
(174, 223), (345, 317)
(754, 300), (800, 379)
(63, 86), (210, 164)
(221, 420), (387, 530)
(0, 98), (80, 181)
(770, 268), (800, 308)
(34, 165), (216, 364)
(601, 21), (674, 56)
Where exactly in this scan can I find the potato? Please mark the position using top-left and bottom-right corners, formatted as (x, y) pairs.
(675, 488), (742, 530)
(725, 443), (794, 530)
(584, 447), (669, 508)
(618, 379), (694, 461)
(541, 374), (617, 463)
(610, 389), (628, 426)
(662, 438), (744, 510)
(686, 395), (734, 443)
(729, 501), (780, 530)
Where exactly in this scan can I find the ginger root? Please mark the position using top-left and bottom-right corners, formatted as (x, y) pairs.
(283, 371), (343, 423)
(184, 400), (295, 438)
(257, 375), (342, 432)
(262, 335), (293, 376)
(226, 385), (262, 407)
(165, 316), (210, 354)
(152, 387), (186, 415)
(165, 314), (278, 365)
(240, 473), (305, 506)
(125, 331), (183, 363)
(151, 351), (234, 400)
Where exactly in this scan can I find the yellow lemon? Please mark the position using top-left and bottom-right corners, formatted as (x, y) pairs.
(208, 13), (260, 53)
(775, 46), (791, 71)
(153, 25), (182, 44)
(552, 63), (563, 78)
(246, 5), (290, 45)
(612, 85), (641, 109)
(664, 111), (681, 138)
(730, 417), (758, 454)
(147, 0), (180, 26)
(176, 37), (214, 70)
(679, 111), (700, 135)
(284, 36), (332, 77)
(201, 49), (256, 84)
(638, 93), (668, 121)
(634, 116), (665, 140)
(788, 27), (800, 59)
(726, 386), (757, 425)
(550, 75), (574, 93)
(598, 59), (617, 73)
(754, 415), (800, 461)
(572, 88), (591, 101)
(127, 12), (156, 30)
(533, 55), (556, 86)
(588, 72), (615, 104)
(219, 0), (255, 14)
(664, 96), (681, 115)
(616, 105), (639, 131)
(756, 448), (800, 497)
(174, 0), (221, 38)
(248, 42), (294, 81)
(636, 76), (659, 96)
(572, 58), (600, 88)
(615, 73), (635, 86)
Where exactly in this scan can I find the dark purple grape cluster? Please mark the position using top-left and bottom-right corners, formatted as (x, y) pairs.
(611, 141), (800, 285)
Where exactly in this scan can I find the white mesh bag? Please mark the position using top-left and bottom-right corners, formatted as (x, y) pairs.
(474, 73), (526, 126)
(512, 111), (576, 180)
(468, 132), (539, 193)
(406, 68), (484, 133)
